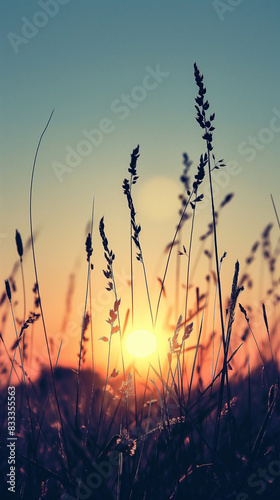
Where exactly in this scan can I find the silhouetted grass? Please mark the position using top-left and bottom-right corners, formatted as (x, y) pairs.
(0, 65), (280, 500)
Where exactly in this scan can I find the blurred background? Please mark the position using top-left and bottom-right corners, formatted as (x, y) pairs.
(0, 0), (279, 377)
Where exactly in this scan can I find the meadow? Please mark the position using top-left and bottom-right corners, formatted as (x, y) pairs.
(0, 63), (279, 500)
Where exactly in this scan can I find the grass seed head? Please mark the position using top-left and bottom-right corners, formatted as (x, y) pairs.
(4, 279), (11, 302)
(15, 229), (23, 260)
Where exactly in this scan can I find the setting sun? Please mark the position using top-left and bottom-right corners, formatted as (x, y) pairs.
(125, 329), (157, 358)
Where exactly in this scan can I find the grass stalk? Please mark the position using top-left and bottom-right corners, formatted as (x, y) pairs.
(75, 197), (94, 428)
(155, 189), (194, 325)
(271, 193), (280, 229)
(29, 110), (72, 486)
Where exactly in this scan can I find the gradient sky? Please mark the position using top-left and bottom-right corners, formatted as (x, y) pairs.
(1, 0), (280, 373)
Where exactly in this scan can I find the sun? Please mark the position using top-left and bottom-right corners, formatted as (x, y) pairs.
(125, 329), (157, 358)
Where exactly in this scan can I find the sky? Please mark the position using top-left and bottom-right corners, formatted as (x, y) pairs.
(1, 0), (280, 376)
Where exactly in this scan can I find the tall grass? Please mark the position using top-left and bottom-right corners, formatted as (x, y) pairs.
(0, 65), (279, 500)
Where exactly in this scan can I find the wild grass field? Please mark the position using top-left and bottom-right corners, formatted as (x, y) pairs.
(0, 64), (280, 500)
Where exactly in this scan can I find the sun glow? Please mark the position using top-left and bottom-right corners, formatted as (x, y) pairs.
(125, 329), (157, 358)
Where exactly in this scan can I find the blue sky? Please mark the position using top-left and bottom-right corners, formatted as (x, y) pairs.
(1, 0), (280, 368)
